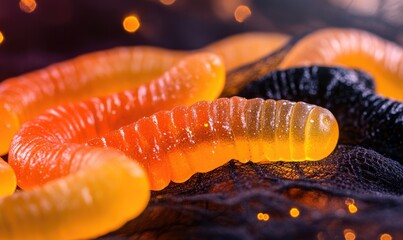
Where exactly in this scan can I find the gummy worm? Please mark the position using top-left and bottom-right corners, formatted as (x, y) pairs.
(11, 95), (338, 191)
(0, 32), (289, 155)
(1, 53), (224, 239)
(1, 147), (150, 240)
(237, 66), (403, 162)
(9, 52), (225, 189)
(0, 158), (16, 197)
(87, 97), (339, 190)
(280, 28), (403, 101)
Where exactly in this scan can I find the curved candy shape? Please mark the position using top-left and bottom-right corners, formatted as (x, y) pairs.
(0, 158), (16, 197)
(0, 32), (288, 155)
(3, 53), (223, 239)
(203, 32), (289, 71)
(0, 46), (184, 156)
(9, 52), (225, 189)
(221, 37), (295, 97)
(11, 95), (338, 193)
(86, 97), (339, 190)
(237, 66), (403, 162)
(280, 28), (403, 101)
(0, 147), (150, 240)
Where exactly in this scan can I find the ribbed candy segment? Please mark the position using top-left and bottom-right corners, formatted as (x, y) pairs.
(0, 148), (149, 240)
(0, 32), (287, 155)
(9, 53), (225, 190)
(87, 97), (339, 190)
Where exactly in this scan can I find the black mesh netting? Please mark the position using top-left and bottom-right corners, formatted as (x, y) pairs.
(101, 145), (403, 240)
(99, 57), (403, 239)
(237, 66), (403, 162)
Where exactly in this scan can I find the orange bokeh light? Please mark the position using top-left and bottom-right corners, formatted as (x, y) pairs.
(344, 229), (356, 240)
(123, 15), (141, 33)
(257, 212), (270, 221)
(348, 204), (358, 214)
(234, 5), (252, 23)
(160, 0), (176, 6)
(380, 233), (393, 240)
(0, 32), (4, 45)
(19, 0), (37, 13)
(289, 207), (300, 218)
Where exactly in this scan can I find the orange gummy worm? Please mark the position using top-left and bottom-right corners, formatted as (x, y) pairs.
(0, 158), (16, 197)
(280, 28), (403, 101)
(9, 52), (225, 189)
(87, 97), (339, 190)
(203, 32), (289, 71)
(6, 95), (337, 239)
(0, 46), (184, 156)
(2, 53), (223, 239)
(0, 32), (288, 155)
(0, 147), (150, 240)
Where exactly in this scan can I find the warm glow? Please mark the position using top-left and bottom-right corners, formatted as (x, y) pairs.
(0, 32), (4, 45)
(257, 212), (270, 221)
(123, 15), (140, 33)
(344, 229), (356, 240)
(345, 198), (354, 205)
(345, 198), (358, 214)
(348, 204), (358, 214)
(289, 207), (300, 218)
(160, 0), (176, 6)
(203, 123), (209, 127)
(19, 0), (37, 13)
(380, 233), (393, 240)
(234, 5), (252, 23)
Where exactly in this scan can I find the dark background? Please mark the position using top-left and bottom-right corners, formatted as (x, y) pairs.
(0, 0), (402, 81)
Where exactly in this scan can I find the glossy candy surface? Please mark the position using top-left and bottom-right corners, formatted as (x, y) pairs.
(87, 97), (339, 190)
(0, 158), (16, 197)
(0, 46), (184, 155)
(237, 66), (403, 162)
(0, 148), (150, 240)
(3, 53), (224, 239)
(280, 28), (403, 101)
(203, 32), (289, 71)
(0, 32), (288, 155)
(9, 53), (225, 189)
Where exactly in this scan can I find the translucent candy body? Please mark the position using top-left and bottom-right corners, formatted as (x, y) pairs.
(0, 148), (150, 240)
(203, 32), (289, 71)
(7, 96), (337, 239)
(86, 97), (339, 190)
(3, 53), (224, 239)
(0, 32), (288, 155)
(237, 66), (403, 162)
(0, 46), (184, 155)
(9, 53), (225, 189)
(0, 158), (16, 197)
(280, 28), (403, 101)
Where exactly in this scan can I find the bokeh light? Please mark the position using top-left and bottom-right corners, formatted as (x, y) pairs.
(19, 0), (37, 13)
(345, 198), (358, 214)
(348, 204), (358, 214)
(160, 0), (176, 6)
(344, 229), (356, 240)
(234, 5), (252, 23)
(289, 207), (300, 218)
(0, 32), (4, 45)
(380, 233), (393, 240)
(257, 212), (270, 221)
(123, 15), (141, 33)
